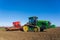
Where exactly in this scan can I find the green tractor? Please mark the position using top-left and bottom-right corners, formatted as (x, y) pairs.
(23, 16), (56, 32)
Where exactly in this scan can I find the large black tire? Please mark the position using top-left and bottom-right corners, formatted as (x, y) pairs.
(40, 25), (46, 32)
(40, 27), (45, 32)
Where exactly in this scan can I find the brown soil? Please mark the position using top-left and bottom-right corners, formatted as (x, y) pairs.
(0, 27), (60, 40)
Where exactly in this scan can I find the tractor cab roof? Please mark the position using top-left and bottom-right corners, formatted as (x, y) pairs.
(29, 16), (38, 19)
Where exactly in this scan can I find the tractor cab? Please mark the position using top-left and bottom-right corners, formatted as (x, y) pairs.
(29, 16), (38, 26)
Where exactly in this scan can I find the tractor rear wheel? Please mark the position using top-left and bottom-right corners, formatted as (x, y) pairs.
(23, 26), (29, 32)
(34, 27), (38, 32)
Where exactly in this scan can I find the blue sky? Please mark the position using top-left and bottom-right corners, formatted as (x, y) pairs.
(0, 0), (60, 26)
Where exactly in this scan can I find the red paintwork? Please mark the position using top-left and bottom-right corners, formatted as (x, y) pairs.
(13, 21), (21, 28)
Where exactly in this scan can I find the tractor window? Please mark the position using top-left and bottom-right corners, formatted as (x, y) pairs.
(29, 19), (34, 23)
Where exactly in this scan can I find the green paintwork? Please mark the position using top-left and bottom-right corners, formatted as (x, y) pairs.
(36, 20), (56, 29)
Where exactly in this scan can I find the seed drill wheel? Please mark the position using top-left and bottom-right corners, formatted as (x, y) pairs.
(23, 26), (29, 32)
(34, 27), (38, 32)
